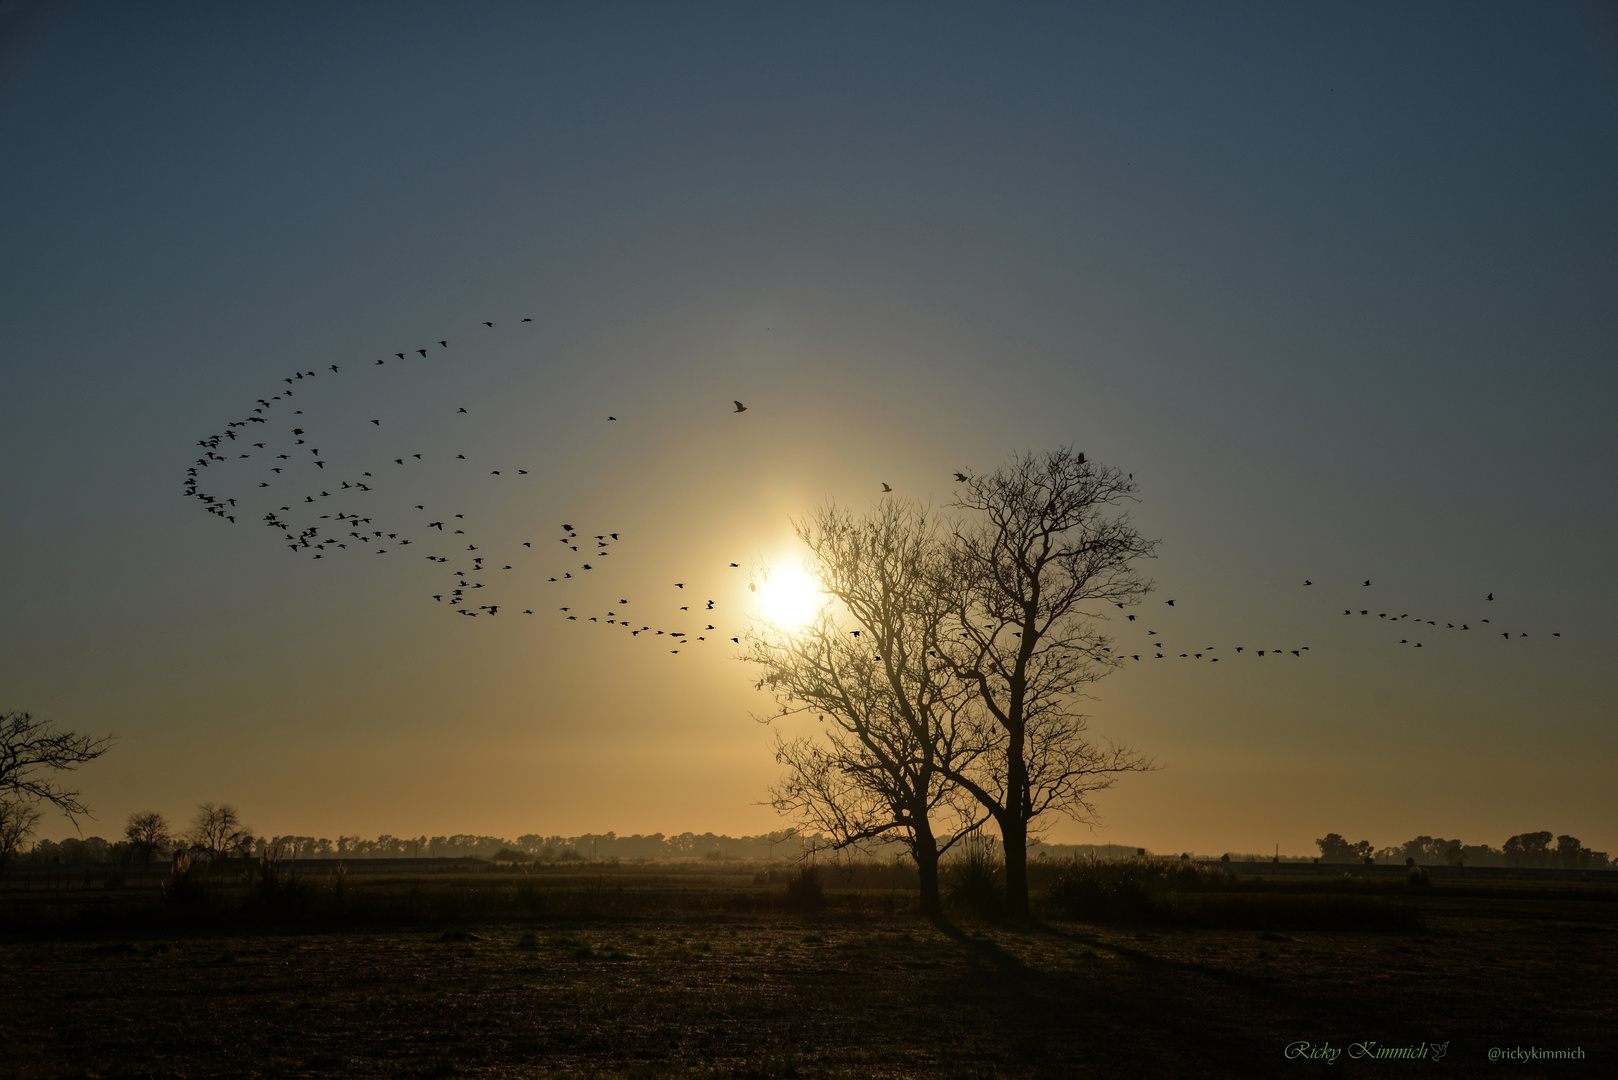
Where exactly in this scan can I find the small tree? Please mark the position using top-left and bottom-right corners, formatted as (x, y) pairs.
(936, 449), (1157, 919)
(187, 802), (250, 864)
(124, 811), (173, 870)
(0, 798), (42, 867)
(0, 711), (114, 824)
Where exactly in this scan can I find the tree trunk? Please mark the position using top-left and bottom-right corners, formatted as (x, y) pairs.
(1001, 814), (1029, 921)
(912, 818), (944, 919)
(1003, 715), (1031, 921)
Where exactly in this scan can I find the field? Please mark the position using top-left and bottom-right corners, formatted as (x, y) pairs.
(1, 862), (1612, 1078)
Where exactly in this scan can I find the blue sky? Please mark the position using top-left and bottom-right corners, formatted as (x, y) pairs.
(2, 2), (1614, 854)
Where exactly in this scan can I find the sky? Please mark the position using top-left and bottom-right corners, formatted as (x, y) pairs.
(2, 1), (1615, 856)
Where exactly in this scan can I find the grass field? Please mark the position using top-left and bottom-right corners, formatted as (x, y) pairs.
(1, 862), (1612, 1078)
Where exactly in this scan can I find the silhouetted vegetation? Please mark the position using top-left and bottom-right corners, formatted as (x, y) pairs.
(746, 449), (1158, 923)
(746, 500), (989, 918)
(942, 830), (1004, 918)
(0, 710), (114, 865)
(1043, 856), (1427, 930)
(122, 811), (170, 871)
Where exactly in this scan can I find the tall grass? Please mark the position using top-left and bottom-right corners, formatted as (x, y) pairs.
(1041, 856), (1423, 930)
(943, 832), (1004, 918)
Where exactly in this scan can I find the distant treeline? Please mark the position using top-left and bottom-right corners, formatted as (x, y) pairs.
(12, 828), (1609, 870)
(15, 829), (858, 866)
(1310, 831), (1609, 870)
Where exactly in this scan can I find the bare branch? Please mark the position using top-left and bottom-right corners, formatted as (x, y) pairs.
(0, 711), (115, 823)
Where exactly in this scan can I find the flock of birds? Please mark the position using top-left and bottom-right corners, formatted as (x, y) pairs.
(183, 314), (1568, 667)
(182, 317), (760, 652)
(1104, 579), (1564, 666)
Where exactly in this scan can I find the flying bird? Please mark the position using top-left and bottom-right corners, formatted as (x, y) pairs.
(953, 472), (968, 482)
(733, 400), (747, 413)
(881, 483), (892, 492)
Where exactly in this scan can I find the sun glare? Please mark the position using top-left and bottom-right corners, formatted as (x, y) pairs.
(759, 565), (821, 627)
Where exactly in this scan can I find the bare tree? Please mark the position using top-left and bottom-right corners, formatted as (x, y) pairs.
(746, 499), (990, 918)
(0, 710), (115, 823)
(937, 449), (1158, 919)
(124, 811), (173, 870)
(187, 802), (251, 865)
(0, 798), (42, 867)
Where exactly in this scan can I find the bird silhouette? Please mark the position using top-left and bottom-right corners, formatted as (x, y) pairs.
(733, 401), (747, 413)
(881, 483), (892, 492)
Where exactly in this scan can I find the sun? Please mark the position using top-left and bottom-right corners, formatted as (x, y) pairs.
(758, 565), (822, 627)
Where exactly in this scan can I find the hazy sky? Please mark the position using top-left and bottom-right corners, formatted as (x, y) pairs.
(3, 2), (1614, 855)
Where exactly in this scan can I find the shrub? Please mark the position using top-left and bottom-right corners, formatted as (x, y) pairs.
(161, 853), (210, 915)
(943, 838), (1004, 918)
(1043, 855), (1422, 930)
(492, 847), (533, 864)
(784, 863), (824, 911)
(1044, 856), (1236, 922)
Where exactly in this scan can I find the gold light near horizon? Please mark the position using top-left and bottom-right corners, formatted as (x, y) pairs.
(757, 564), (821, 628)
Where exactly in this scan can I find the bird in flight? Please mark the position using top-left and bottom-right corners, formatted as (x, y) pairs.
(954, 472), (968, 482)
(733, 401), (747, 413)
(881, 483), (892, 492)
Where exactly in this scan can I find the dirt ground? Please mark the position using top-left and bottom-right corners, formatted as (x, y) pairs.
(2, 883), (1612, 1078)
